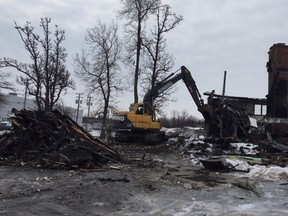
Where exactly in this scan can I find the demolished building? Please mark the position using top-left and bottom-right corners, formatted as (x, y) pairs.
(200, 43), (288, 144)
(184, 44), (288, 170)
(202, 92), (267, 139)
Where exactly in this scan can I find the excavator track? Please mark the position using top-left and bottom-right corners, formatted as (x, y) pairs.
(114, 130), (167, 144)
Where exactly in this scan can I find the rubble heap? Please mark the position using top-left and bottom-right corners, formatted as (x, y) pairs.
(0, 109), (120, 169)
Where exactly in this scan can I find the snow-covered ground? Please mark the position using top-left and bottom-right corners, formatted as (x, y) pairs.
(162, 127), (288, 215)
(79, 128), (288, 215)
(90, 127), (288, 183)
(227, 159), (288, 182)
(136, 181), (288, 216)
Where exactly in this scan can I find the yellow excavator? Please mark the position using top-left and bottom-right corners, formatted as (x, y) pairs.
(110, 66), (206, 143)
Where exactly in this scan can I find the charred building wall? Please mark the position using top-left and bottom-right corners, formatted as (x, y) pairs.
(266, 43), (288, 118)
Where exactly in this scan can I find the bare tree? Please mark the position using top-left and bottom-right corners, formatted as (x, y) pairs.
(118, 0), (161, 103)
(141, 4), (183, 113)
(161, 110), (204, 128)
(0, 17), (75, 111)
(74, 20), (123, 138)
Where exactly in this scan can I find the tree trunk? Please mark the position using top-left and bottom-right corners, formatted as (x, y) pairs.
(134, 17), (142, 104)
(100, 100), (109, 139)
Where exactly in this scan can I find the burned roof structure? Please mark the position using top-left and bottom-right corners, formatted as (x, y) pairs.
(200, 91), (264, 140)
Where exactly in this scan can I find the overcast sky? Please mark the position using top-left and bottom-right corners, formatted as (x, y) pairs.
(1, 0), (288, 119)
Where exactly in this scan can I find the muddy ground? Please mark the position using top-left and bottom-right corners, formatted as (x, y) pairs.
(0, 142), (287, 216)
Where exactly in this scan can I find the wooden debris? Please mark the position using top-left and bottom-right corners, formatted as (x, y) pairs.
(200, 157), (227, 171)
(0, 109), (120, 169)
(260, 132), (288, 152)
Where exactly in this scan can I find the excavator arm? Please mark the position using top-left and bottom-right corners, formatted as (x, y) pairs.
(143, 66), (204, 116)
(180, 66), (204, 108)
(143, 71), (182, 116)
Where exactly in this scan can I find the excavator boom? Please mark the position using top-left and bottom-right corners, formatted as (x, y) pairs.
(143, 66), (204, 116)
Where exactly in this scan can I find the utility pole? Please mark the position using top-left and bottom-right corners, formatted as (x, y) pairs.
(75, 93), (83, 123)
(86, 96), (92, 117)
(220, 70), (227, 139)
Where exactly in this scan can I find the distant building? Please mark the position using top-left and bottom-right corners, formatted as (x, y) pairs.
(82, 116), (103, 130)
(0, 93), (36, 121)
(0, 93), (83, 124)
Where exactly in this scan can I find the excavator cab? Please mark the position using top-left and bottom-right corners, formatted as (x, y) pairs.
(110, 102), (162, 142)
(130, 103), (144, 115)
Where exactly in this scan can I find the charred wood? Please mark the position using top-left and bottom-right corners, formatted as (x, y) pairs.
(0, 109), (120, 169)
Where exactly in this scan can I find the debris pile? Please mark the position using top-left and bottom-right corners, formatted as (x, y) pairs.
(201, 91), (259, 139)
(169, 127), (288, 172)
(0, 109), (120, 169)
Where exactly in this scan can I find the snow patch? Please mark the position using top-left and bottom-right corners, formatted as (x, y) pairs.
(89, 130), (101, 137)
(247, 165), (288, 181)
(227, 159), (288, 181)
